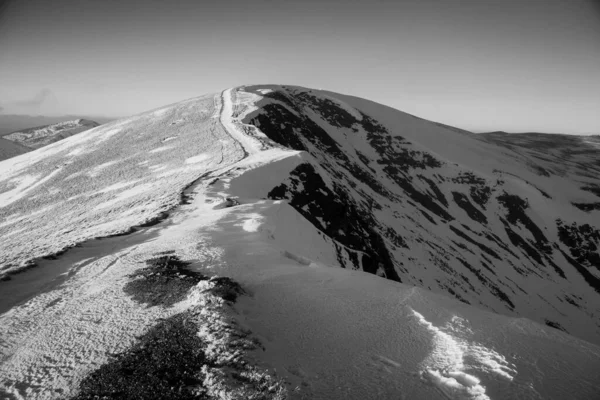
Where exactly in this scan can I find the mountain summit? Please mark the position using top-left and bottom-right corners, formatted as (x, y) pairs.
(0, 86), (599, 399)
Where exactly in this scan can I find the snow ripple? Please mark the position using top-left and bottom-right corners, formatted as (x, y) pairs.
(411, 309), (516, 400)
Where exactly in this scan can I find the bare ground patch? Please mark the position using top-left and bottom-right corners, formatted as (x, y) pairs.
(69, 254), (286, 400)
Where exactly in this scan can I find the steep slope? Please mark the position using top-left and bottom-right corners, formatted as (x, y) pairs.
(3, 119), (100, 149)
(237, 85), (600, 344)
(0, 86), (599, 399)
(0, 137), (30, 161)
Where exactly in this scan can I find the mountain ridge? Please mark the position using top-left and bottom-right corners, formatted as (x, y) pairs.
(1, 85), (599, 343)
(0, 85), (599, 399)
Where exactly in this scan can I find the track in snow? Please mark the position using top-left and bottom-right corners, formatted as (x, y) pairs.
(220, 88), (265, 156)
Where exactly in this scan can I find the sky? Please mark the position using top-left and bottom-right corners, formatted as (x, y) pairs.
(0, 0), (599, 134)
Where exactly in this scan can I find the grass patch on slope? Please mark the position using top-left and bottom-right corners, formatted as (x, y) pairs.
(72, 313), (209, 400)
(124, 254), (207, 307)
(124, 254), (244, 307)
(70, 253), (284, 400)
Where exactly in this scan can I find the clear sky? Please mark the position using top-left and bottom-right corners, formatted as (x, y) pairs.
(0, 0), (599, 134)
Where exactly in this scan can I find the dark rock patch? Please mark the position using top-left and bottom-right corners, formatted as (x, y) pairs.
(501, 220), (544, 266)
(582, 185), (600, 198)
(452, 192), (487, 224)
(250, 101), (391, 198)
(451, 240), (475, 255)
(498, 192), (551, 253)
(564, 295), (581, 308)
(451, 173), (493, 209)
(418, 208), (438, 225)
(368, 133), (443, 172)
(557, 220), (600, 270)
(44, 297), (62, 309)
(386, 173), (453, 221)
(572, 202), (600, 212)
(356, 150), (374, 170)
(558, 249), (600, 293)
(268, 163), (401, 282)
(295, 91), (358, 128)
(470, 186), (493, 208)
(452, 172), (486, 186)
(356, 112), (450, 220)
(455, 257), (514, 309)
(449, 225), (501, 260)
(437, 281), (471, 305)
(545, 320), (567, 332)
(261, 90), (298, 111)
(544, 256), (566, 279)
(382, 226), (408, 249)
(480, 261), (495, 276)
(483, 232), (519, 259)
(418, 175), (448, 207)
(249, 104), (309, 151)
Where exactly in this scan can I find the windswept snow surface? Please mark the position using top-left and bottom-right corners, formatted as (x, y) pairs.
(0, 93), (244, 275)
(0, 86), (599, 399)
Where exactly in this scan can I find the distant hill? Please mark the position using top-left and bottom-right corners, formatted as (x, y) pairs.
(3, 119), (100, 149)
(0, 137), (30, 161)
(0, 114), (113, 136)
(1, 86), (599, 399)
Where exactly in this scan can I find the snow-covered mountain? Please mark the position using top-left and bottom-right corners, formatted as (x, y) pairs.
(0, 86), (599, 399)
(2, 119), (100, 150)
(240, 85), (600, 344)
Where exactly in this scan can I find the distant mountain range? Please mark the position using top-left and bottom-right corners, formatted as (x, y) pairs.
(0, 118), (108, 161)
(0, 114), (113, 136)
(0, 137), (30, 161)
(3, 119), (100, 150)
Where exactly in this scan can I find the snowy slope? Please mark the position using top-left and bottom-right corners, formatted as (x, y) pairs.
(0, 95), (246, 275)
(239, 84), (600, 345)
(0, 86), (599, 399)
(3, 119), (100, 149)
(0, 137), (30, 161)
